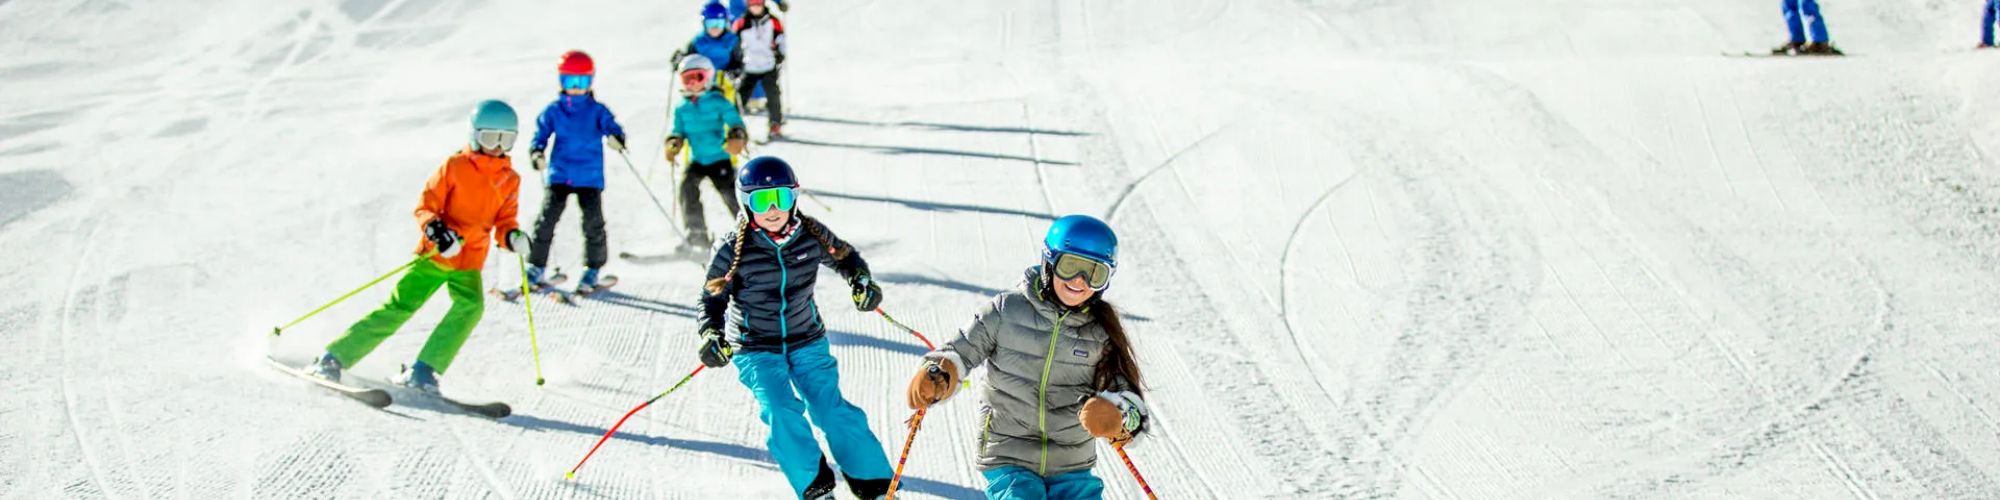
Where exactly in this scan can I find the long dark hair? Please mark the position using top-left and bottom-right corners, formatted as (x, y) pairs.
(1090, 300), (1144, 398)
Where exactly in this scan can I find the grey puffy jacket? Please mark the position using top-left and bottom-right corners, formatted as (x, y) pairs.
(926, 267), (1139, 476)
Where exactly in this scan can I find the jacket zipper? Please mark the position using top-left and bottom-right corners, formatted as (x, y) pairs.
(1037, 310), (1069, 475)
(764, 231), (790, 356)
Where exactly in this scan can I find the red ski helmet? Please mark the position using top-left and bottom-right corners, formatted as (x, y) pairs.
(558, 50), (595, 76)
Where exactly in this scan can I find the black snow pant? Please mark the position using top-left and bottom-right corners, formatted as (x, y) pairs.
(738, 68), (783, 127)
(680, 158), (739, 245)
(528, 183), (608, 270)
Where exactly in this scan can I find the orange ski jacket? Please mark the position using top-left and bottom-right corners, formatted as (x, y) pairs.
(414, 148), (521, 271)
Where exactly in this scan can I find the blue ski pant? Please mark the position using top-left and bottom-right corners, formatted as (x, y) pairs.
(733, 338), (893, 497)
(982, 466), (1105, 500)
(1984, 0), (2000, 46)
(1783, 0), (1831, 44)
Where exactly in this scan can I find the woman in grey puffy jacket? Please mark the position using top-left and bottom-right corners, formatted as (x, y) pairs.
(906, 214), (1151, 500)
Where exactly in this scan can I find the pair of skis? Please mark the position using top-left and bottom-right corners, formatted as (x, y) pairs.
(487, 268), (619, 305)
(262, 357), (511, 418)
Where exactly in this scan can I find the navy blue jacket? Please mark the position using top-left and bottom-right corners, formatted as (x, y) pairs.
(530, 93), (626, 189)
(700, 218), (868, 353)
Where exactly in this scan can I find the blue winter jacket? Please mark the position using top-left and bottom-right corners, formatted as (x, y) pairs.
(685, 32), (743, 73)
(671, 89), (746, 166)
(530, 93), (627, 189)
(699, 217), (870, 353)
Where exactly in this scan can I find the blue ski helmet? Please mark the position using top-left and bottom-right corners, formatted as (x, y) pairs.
(467, 99), (517, 150)
(1043, 214), (1117, 267)
(702, 1), (730, 21)
(738, 156), (799, 192)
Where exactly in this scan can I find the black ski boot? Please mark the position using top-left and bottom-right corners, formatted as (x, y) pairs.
(802, 459), (838, 500)
(847, 473), (891, 500)
(1801, 42), (1843, 56)
(1771, 41), (1802, 55)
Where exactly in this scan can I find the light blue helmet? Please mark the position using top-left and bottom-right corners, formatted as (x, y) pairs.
(468, 99), (518, 151)
(1044, 214), (1117, 267)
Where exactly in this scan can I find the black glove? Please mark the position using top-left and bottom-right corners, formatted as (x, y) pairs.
(698, 327), (733, 368)
(849, 272), (882, 311)
(530, 149), (548, 171)
(424, 219), (460, 258)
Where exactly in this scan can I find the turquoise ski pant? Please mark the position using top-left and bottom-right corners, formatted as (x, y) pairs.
(733, 338), (893, 497)
(982, 465), (1105, 500)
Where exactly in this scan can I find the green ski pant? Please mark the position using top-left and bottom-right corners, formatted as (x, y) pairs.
(325, 258), (484, 374)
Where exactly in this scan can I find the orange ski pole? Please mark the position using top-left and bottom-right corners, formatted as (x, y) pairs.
(877, 307), (938, 500)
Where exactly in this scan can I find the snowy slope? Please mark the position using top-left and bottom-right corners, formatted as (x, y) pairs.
(8, 0), (2000, 498)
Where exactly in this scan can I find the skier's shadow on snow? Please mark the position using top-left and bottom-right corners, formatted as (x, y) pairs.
(788, 114), (1092, 137)
(779, 136), (1078, 166)
(505, 413), (984, 498)
(827, 328), (931, 357)
(811, 190), (1056, 221)
(582, 290), (697, 318)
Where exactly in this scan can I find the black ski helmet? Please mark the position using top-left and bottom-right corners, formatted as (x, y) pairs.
(738, 156), (799, 193)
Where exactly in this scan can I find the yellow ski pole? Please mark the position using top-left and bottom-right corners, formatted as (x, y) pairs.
(272, 250), (437, 336)
(518, 253), (547, 386)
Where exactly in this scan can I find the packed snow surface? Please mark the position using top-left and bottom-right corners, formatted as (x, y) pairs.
(6, 0), (2000, 498)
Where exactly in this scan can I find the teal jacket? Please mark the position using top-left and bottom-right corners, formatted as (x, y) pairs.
(670, 90), (745, 165)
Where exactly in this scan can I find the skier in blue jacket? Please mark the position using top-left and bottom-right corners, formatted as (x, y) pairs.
(695, 156), (893, 500)
(1982, 0), (2000, 48)
(1773, 0), (1841, 55)
(526, 50), (628, 292)
(682, 1), (744, 86)
(665, 54), (749, 255)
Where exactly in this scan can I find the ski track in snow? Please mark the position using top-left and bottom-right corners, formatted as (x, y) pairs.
(10, 0), (2000, 498)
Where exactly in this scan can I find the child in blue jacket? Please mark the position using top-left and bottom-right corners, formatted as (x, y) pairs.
(682, 1), (745, 91)
(664, 54), (749, 254)
(1983, 0), (2000, 48)
(1773, 0), (1841, 55)
(526, 50), (628, 291)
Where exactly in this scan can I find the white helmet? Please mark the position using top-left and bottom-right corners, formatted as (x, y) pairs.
(678, 54), (716, 92)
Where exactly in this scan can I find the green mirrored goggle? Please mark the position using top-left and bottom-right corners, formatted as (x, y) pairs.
(745, 187), (796, 213)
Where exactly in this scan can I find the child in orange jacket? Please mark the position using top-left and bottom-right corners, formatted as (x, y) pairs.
(303, 100), (529, 394)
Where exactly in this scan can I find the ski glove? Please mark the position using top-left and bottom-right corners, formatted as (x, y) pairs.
(1080, 391), (1150, 447)
(697, 327), (733, 368)
(664, 136), (686, 165)
(502, 229), (530, 253)
(424, 219), (462, 258)
(905, 358), (959, 409)
(848, 272), (882, 311)
(723, 128), (748, 156)
(606, 134), (627, 153)
(529, 149), (548, 171)
(776, 0), (788, 12)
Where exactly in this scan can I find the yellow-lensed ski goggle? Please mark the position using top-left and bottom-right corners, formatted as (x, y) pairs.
(1052, 252), (1114, 290)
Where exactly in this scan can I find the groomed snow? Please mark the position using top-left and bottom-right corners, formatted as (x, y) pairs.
(5, 0), (2000, 498)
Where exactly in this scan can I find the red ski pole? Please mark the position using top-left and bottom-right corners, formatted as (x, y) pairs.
(565, 364), (706, 480)
(876, 307), (938, 500)
(1114, 442), (1159, 499)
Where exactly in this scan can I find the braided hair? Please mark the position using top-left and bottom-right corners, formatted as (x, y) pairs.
(800, 213), (850, 261)
(703, 215), (755, 295)
(701, 212), (850, 296)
